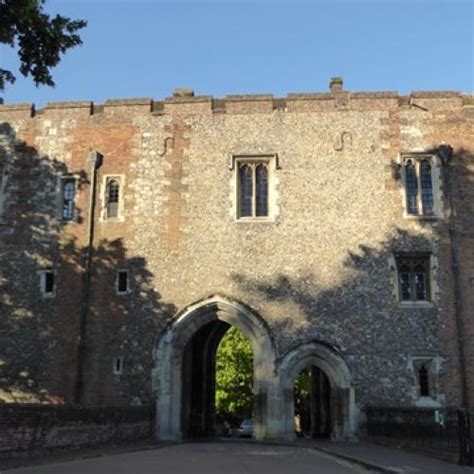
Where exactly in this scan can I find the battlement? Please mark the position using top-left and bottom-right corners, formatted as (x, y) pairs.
(0, 81), (470, 120)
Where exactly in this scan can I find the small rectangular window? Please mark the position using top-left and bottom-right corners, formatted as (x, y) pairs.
(418, 363), (430, 397)
(116, 270), (129, 294)
(45, 272), (55, 293)
(60, 178), (76, 221)
(395, 254), (431, 303)
(39, 269), (56, 297)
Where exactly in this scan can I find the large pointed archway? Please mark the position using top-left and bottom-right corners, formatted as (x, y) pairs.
(153, 295), (279, 440)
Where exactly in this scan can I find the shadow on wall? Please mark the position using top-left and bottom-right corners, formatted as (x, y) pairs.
(230, 147), (473, 408)
(0, 118), (472, 410)
(0, 122), (175, 406)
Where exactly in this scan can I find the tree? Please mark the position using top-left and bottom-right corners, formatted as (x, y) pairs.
(0, 0), (86, 91)
(215, 326), (253, 422)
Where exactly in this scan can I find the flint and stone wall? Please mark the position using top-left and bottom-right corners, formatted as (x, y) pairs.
(0, 86), (473, 420)
(0, 405), (152, 454)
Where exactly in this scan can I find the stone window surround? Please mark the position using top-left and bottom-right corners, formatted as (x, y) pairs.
(408, 356), (442, 408)
(56, 174), (79, 223)
(398, 152), (443, 220)
(37, 268), (57, 298)
(388, 252), (439, 308)
(115, 268), (130, 295)
(100, 174), (126, 222)
(229, 153), (280, 223)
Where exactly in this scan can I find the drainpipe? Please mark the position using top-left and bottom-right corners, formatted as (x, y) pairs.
(74, 150), (103, 405)
(439, 144), (469, 409)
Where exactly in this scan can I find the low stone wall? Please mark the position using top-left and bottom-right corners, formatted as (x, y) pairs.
(0, 404), (153, 455)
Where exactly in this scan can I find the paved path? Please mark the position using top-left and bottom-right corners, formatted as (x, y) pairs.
(303, 439), (473, 474)
(5, 442), (367, 474)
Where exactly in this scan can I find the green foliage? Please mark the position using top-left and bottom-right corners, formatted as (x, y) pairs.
(0, 0), (87, 91)
(215, 326), (253, 421)
(293, 368), (312, 436)
(294, 368), (311, 401)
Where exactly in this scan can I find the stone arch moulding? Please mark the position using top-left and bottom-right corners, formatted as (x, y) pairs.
(153, 295), (280, 441)
(277, 341), (358, 440)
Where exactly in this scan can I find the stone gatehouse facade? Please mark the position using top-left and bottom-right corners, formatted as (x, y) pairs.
(0, 79), (473, 440)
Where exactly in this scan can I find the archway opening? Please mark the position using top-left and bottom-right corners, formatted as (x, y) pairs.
(180, 320), (254, 439)
(294, 366), (331, 438)
(215, 326), (254, 436)
(279, 342), (355, 440)
(155, 296), (278, 441)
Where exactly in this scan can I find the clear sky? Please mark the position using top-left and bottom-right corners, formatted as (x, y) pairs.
(1, 0), (473, 107)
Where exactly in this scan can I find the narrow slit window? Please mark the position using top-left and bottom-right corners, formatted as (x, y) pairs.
(418, 364), (430, 397)
(61, 179), (76, 221)
(107, 179), (120, 219)
(113, 357), (123, 375)
(117, 270), (129, 294)
(45, 271), (55, 294)
(39, 269), (56, 297)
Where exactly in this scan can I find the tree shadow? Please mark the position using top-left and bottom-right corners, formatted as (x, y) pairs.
(0, 122), (175, 406)
(231, 146), (474, 408)
(0, 118), (472, 414)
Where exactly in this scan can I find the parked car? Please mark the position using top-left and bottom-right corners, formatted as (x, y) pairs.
(237, 419), (253, 438)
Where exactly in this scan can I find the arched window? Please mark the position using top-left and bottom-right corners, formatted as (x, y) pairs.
(418, 364), (430, 397)
(405, 159), (418, 215)
(420, 160), (433, 215)
(107, 179), (120, 218)
(239, 164), (253, 217)
(237, 161), (269, 218)
(255, 164), (268, 217)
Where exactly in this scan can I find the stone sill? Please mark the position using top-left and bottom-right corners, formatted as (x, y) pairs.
(402, 214), (442, 221)
(399, 301), (434, 309)
(234, 218), (276, 224)
(414, 397), (442, 408)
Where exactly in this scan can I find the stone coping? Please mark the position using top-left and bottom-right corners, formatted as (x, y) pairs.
(0, 90), (468, 117)
(45, 101), (93, 109)
(104, 98), (152, 107)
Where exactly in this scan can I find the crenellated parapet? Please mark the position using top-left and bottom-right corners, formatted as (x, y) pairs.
(0, 81), (469, 121)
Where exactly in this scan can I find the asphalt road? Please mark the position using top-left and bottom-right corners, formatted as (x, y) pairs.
(7, 441), (369, 474)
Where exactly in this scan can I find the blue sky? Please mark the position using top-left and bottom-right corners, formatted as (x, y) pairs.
(1, 0), (473, 106)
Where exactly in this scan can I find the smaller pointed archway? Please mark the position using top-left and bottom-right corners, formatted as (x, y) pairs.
(153, 295), (279, 440)
(294, 366), (332, 438)
(278, 341), (357, 440)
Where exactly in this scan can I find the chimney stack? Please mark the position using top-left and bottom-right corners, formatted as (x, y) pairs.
(330, 77), (343, 93)
(173, 88), (195, 98)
